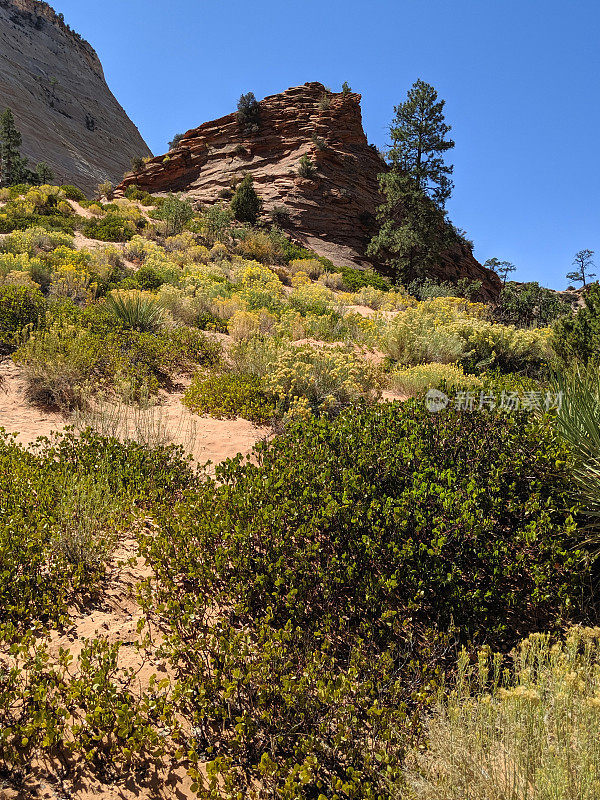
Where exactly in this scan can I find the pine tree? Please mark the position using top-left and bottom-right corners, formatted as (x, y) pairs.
(567, 249), (596, 289)
(484, 257), (517, 286)
(368, 80), (456, 282)
(34, 161), (54, 185)
(0, 108), (27, 186)
(388, 79), (455, 206)
(231, 173), (262, 224)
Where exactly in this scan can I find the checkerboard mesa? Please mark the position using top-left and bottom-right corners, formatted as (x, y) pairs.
(117, 82), (501, 301)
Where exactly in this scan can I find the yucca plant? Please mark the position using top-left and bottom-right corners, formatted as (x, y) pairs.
(104, 290), (164, 332)
(551, 368), (600, 529)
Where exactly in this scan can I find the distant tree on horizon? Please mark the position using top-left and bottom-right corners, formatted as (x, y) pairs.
(484, 257), (517, 286)
(368, 79), (457, 283)
(168, 133), (185, 151)
(237, 92), (260, 134)
(567, 249), (596, 289)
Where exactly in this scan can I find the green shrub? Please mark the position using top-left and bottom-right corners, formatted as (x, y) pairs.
(230, 173), (262, 224)
(553, 283), (600, 366)
(60, 184), (86, 202)
(495, 280), (573, 328)
(14, 320), (220, 408)
(297, 154), (317, 178)
(155, 193), (194, 236)
(196, 309), (228, 332)
(0, 427), (193, 634)
(183, 371), (276, 424)
(13, 322), (103, 408)
(139, 402), (586, 797)
(0, 284), (45, 354)
(338, 264), (390, 291)
(406, 626), (600, 800)
(82, 214), (135, 242)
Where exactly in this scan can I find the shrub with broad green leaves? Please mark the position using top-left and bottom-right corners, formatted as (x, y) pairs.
(82, 214), (136, 242)
(183, 371), (276, 424)
(138, 402), (586, 798)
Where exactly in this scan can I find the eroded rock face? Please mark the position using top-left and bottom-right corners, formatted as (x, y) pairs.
(0, 0), (151, 194)
(119, 82), (500, 300)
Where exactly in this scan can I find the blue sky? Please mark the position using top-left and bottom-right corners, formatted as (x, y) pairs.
(53, 0), (599, 289)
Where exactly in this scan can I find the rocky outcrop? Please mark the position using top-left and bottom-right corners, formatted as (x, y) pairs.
(0, 0), (151, 194)
(119, 82), (500, 300)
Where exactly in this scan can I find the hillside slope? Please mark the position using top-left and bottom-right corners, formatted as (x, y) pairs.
(0, 0), (151, 193)
(118, 82), (501, 300)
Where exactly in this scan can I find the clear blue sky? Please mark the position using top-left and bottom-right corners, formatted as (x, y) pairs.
(53, 0), (599, 290)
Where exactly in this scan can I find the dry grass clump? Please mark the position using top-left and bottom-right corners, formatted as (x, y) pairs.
(405, 627), (600, 800)
(50, 471), (125, 570)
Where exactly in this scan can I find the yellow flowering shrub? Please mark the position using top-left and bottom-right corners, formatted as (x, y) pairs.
(273, 309), (307, 341)
(2, 226), (74, 255)
(124, 234), (154, 262)
(234, 260), (284, 311)
(4, 270), (39, 288)
(228, 309), (277, 341)
(210, 242), (228, 261)
(0, 252), (43, 279)
(263, 344), (382, 413)
(212, 295), (247, 321)
(457, 318), (554, 373)
(157, 285), (198, 325)
(318, 272), (345, 290)
(236, 231), (280, 263)
(45, 245), (92, 271)
(290, 271), (311, 287)
(389, 362), (482, 396)
(406, 627), (600, 799)
(382, 296), (551, 374)
(289, 280), (337, 316)
(351, 285), (416, 311)
(383, 306), (465, 365)
(288, 258), (324, 279)
(50, 265), (95, 304)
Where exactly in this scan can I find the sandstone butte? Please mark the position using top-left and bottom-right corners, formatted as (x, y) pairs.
(118, 82), (501, 300)
(0, 0), (151, 194)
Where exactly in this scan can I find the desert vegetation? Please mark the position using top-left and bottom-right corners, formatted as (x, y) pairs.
(0, 157), (597, 799)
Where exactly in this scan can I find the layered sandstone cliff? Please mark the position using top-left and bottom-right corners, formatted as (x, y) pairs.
(0, 0), (151, 194)
(119, 82), (500, 300)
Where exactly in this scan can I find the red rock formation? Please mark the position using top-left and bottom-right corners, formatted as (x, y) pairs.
(118, 83), (500, 300)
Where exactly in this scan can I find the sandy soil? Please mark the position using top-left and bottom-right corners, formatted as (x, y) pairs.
(0, 360), (265, 467)
(0, 527), (195, 800)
